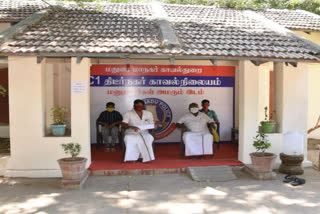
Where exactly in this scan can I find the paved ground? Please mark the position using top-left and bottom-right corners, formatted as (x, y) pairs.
(0, 167), (320, 214)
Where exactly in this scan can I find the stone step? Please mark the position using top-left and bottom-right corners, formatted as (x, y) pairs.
(186, 166), (238, 182)
(90, 167), (186, 176)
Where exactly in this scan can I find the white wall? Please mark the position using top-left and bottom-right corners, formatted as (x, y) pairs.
(238, 61), (310, 166)
(290, 31), (320, 139)
(4, 56), (91, 177)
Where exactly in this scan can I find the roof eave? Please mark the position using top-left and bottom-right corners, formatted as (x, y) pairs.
(0, 52), (318, 63)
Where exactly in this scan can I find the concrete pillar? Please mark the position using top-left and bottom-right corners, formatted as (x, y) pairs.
(70, 57), (91, 167)
(238, 61), (260, 163)
(274, 62), (308, 156)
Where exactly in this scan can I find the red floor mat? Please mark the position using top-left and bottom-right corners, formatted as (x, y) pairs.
(89, 143), (242, 170)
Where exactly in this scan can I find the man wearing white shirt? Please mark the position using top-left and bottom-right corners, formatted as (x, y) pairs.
(122, 99), (155, 162)
(176, 103), (215, 158)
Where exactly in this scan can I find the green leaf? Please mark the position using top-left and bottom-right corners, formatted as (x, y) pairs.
(61, 142), (81, 158)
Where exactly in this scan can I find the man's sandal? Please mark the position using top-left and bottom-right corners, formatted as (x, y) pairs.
(283, 175), (296, 183)
(291, 178), (306, 186)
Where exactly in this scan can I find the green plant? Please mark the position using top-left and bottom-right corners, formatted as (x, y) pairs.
(51, 106), (68, 125)
(253, 131), (271, 155)
(61, 143), (81, 159)
(0, 84), (6, 97)
(263, 106), (276, 121)
(264, 106), (268, 121)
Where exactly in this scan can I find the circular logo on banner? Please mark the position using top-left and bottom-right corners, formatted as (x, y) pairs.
(143, 98), (176, 140)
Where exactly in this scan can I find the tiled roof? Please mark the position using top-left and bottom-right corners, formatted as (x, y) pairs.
(0, 3), (319, 61)
(257, 9), (320, 31)
(164, 5), (319, 60)
(0, 0), (48, 22)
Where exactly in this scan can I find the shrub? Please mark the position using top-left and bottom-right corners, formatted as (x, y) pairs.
(61, 143), (81, 159)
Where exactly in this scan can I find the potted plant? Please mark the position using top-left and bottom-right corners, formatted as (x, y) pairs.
(260, 106), (276, 133)
(58, 143), (87, 180)
(51, 106), (68, 136)
(250, 131), (277, 172)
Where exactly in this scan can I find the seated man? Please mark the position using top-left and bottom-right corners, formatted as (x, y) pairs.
(200, 99), (219, 124)
(176, 103), (215, 158)
(122, 99), (155, 162)
(96, 102), (123, 152)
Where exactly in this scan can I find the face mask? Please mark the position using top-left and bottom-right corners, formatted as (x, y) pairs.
(106, 107), (114, 112)
(203, 106), (209, 110)
(134, 106), (144, 111)
(190, 107), (199, 114)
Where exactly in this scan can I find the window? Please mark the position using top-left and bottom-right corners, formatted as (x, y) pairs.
(44, 58), (71, 136)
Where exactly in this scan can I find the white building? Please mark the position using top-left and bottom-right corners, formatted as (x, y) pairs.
(0, 0), (319, 177)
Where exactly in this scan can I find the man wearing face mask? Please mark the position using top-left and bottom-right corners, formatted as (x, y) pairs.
(200, 99), (219, 124)
(122, 99), (155, 162)
(176, 103), (215, 158)
(96, 102), (123, 152)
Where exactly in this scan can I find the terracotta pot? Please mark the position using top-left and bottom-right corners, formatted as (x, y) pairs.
(250, 152), (277, 172)
(58, 157), (87, 180)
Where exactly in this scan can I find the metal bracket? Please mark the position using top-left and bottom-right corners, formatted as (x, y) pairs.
(170, 57), (175, 65)
(76, 56), (82, 64)
(36, 56), (43, 64)
(285, 62), (297, 67)
(125, 57), (130, 65)
(250, 60), (261, 66)
(210, 59), (217, 66)
(250, 60), (269, 66)
(125, 57), (130, 71)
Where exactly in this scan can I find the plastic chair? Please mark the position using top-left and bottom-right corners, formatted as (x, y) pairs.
(96, 122), (123, 148)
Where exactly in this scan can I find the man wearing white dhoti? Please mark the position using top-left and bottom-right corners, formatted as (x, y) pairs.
(176, 103), (215, 158)
(122, 99), (155, 162)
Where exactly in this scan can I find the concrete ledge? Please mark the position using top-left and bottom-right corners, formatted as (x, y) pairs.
(90, 168), (186, 176)
(242, 164), (277, 180)
(61, 170), (89, 189)
(4, 169), (62, 178)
